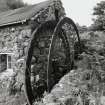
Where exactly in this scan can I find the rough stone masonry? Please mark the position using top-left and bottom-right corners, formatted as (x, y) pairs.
(0, 0), (65, 93)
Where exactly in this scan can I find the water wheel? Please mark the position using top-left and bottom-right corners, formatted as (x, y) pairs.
(25, 17), (80, 105)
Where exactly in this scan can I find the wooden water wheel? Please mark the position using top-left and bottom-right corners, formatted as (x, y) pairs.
(25, 17), (80, 105)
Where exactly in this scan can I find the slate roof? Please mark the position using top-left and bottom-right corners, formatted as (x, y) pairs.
(0, 0), (54, 27)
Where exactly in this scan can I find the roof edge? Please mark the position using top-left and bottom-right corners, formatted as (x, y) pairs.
(0, 0), (65, 27)
(0, 19), (27, 27)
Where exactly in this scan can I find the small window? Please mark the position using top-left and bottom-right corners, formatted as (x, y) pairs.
(8, 55), (11, 69)
(0, 54), (12, 72)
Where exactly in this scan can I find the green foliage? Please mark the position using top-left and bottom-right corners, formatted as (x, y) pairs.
(76, 23), (88, 33)
(93, 1), (105, 16)
(91, 16), (105, 31)
(6, 0), (27, 10)
(0, 0), (27, 12)
(91, 1), (105, 31)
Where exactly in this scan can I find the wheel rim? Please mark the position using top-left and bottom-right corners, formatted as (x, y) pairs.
(25, 21), (56, 105)
(47, 17), (80, 91)
(25, 17), (80, 105)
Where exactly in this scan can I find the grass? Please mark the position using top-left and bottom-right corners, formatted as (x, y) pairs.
(0, 70), (27, 105)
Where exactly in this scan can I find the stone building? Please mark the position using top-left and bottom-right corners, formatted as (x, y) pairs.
(0, 0), (66, 94)
(0, 0), (65, 74)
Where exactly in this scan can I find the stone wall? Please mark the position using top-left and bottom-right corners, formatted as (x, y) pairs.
(0, 0), (66, 99)
(0, 25), (31, 72)
(0, 24), (32, 95)
(0, 4), (57, 93)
